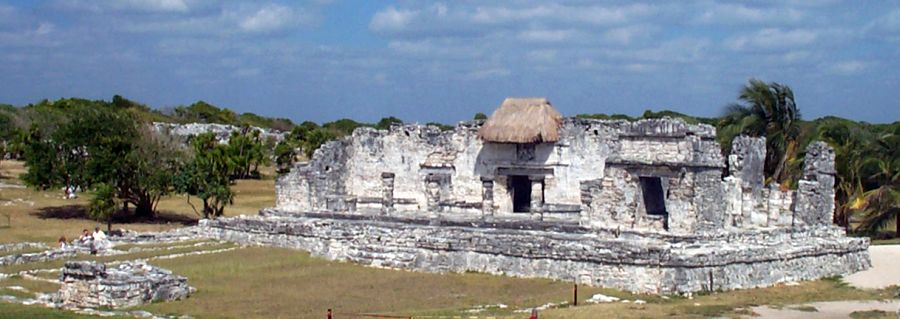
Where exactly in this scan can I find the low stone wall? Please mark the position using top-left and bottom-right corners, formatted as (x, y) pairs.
(200, 211), (870, 294)
(57, 261), (194, 309)
(0, 248), (78, 267)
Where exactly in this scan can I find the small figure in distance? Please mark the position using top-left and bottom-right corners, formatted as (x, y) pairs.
(58, 235), (67, 249)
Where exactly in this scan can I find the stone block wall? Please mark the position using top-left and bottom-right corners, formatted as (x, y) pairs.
(201, 212), (870, 294)
(276, 117), (733, 234)
(57, 261), (193, 309)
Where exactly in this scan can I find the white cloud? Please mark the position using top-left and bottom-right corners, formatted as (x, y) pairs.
(830, 60), (867, 75)
(726, 28), (818, 51)
(518, 28), (579, 43)
(867, 9), (900, 36)
(369, 6), (418, 33)
(120, 0), (189, 13)
(53, 0), (191, 13)
(472, 3), (656, 26)
(466, 67), (510, 80)
(526, 50), (557, 63)
(694, 3), (803, 25)
(603, 25), (655, 45)
(239, 4), (308, 33)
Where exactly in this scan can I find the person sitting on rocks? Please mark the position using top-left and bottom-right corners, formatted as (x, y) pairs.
(92, 226), (109, 251)
(58, 235), (68, 249)
(79, 229), (92, 243)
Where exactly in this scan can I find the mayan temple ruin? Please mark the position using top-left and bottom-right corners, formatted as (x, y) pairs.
(202, 98), (870, 294)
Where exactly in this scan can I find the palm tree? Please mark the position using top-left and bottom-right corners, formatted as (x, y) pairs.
(818, 121), (868, 229)
(856, 133), (900, 237)
(719, 79), (801, 185)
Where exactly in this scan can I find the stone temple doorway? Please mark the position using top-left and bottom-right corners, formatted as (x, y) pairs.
(509, 175), (532, 212)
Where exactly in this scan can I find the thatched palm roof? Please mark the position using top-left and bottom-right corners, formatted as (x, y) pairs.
(477, 98), (563, 143)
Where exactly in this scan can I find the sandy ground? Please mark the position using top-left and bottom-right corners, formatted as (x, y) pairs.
(845, 245), (900, 289)
(752, 300), (900, 319)
(751, 245), (900, 318)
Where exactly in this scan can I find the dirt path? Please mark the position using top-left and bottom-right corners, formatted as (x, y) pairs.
(752, 300), (900, 318)
(751, 245), (900, 318)
(845, 245), (900, 289)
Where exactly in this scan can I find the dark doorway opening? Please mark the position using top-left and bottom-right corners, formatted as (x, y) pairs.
(510, 175), (531, 213)
(639, 176), (668, 217)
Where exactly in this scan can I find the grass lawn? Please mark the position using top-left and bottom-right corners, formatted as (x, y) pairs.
(0, 160), (273, 246)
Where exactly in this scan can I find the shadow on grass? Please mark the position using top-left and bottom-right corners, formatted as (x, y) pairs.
(31, 205), (197, 226)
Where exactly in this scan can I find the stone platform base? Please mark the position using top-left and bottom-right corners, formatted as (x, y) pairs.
(200, 209), (870, 294)
(58, 261), (194, 308)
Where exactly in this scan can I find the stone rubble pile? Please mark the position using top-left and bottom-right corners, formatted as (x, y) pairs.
(152, 122), (285, 144)
(56, 261), (194, 309)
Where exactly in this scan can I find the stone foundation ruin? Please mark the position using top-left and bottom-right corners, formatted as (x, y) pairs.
(57, 261), (194, 308)
(203, 98), (869, 294)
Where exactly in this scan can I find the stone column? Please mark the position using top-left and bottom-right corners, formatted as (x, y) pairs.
(425, 176), (441, 212)
(793, 142), (836, 227)
(481, 177), (494, 216)
(381, 172), (395, 214)
(529, 176), (544, 213)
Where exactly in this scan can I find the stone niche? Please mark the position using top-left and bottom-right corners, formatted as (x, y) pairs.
(57, 261), (194, 309)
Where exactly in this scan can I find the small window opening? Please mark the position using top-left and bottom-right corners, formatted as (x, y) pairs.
(509, 175), (532, 213)
(639, 176), (668, 228)
(593, 129), (599, 136)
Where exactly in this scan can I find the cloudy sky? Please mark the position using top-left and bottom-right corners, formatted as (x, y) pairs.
(1, 0), (898, 124)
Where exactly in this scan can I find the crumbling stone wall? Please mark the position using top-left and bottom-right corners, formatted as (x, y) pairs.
(250, 117), (871, 294)
(794, 142), (837, 226)
(202, 211), (869, 294)
(57, 261), (193, 309)
(277, 118), (728, 232)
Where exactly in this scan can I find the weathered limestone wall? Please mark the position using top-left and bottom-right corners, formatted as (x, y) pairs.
(57, 261), (193, 309)
(257, 116), (870, 294)
(794, 142), (837, 226)
(277, 118), (728, 233)
(201, 212), (870, 294)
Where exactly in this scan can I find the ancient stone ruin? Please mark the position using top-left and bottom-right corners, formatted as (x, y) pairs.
(203, 98), (870, 294)
(57, 261), (193, 308)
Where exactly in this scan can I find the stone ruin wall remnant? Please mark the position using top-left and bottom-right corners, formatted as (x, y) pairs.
(206, 117), (869, 294)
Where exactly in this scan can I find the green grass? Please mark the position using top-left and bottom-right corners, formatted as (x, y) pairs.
(0, 302), (126, 319)
(0, 160), (274, 246)
(0, 246), (49, 258)
(112, 238), (214, 252)
(850, 309), (898, 319)
(0, 241), (237, 274)
(135, 246), (613, 318)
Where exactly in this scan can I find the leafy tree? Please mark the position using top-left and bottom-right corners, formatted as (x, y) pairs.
(473, 112), (487, 120)
(174, 101), (238, 125)
(375, 116), (403, 130)
(855, 132), (900, 237)
(303, 128), (336, 158)
(117, 127), (182, 218)
(89, 183), (117, 232)
(175, 133), (234, 219)
(226, 127), (268, 179)
(274, 141), (297, 174)
(322, 118), (364, 136)
(719, 79), (801, 185)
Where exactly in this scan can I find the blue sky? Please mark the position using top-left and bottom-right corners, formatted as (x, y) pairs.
(1, 0), (898, 124)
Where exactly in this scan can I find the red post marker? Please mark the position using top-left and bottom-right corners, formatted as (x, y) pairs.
(574, 284), (578, 306)
(529, 308), (539, 319)
(327, 308), (332, 319)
